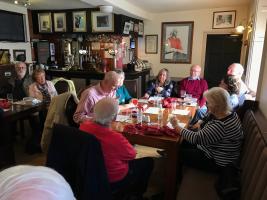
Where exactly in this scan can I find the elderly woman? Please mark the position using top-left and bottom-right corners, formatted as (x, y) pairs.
(115, 69), (132, 104)
(144, 68), (174, 98)
(29, 68), (57, 104)
(79, 97), (153, 199)
(171, 87), (243, 171)
(0, 165), (75, 200)
(219, 75), (242, 110)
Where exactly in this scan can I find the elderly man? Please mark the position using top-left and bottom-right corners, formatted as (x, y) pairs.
(73, 71), (120, 124)
(227, 63), (255, 102)
(179, 64), (208, 108)
(80, 97), (154, 200)
(7, 61), (32, 100)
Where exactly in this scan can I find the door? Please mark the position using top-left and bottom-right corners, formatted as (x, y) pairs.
(204, 34), (242, 88)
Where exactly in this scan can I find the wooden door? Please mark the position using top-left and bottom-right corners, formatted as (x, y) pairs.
(204, 34), (242, 88)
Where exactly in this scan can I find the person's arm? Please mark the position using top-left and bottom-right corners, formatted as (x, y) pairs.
(161, 81), (174, 97)
(144, 80), (156, 97)
(73, 90), (93, 124)
(198, 79), (208, 108)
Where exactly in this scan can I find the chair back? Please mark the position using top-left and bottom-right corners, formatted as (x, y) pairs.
(54, 80), (70, 94)
(46, 124), (111, 200)
(65, 94), (79, 127)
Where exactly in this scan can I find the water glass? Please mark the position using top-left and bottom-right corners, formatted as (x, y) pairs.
(7, 93), (13, 103)
(171, 101), (177, 112)
(180, 90), (186, 98)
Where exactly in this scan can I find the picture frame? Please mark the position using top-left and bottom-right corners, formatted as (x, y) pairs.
(53, 12), (66, 32)
(38, 13), (52, 33)
(13, 49), (26, 61)
(72, 11), (87, 32)
(138, 22), (144, 36)
(0, 49), (10, 64)
(160, 21), (194, 63)
(91, 12), (114, 32)
(212, 10), (236, 29)
(145, 35), (158, 54)
(123, 22), (131, 34)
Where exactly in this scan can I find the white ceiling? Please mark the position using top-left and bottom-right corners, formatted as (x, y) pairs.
(0, 0), (251, 19)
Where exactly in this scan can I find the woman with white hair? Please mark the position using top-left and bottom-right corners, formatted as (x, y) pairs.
(79, 97), (154, 199)
(114, 69), (132, 104)
(0, 165), (75, 200)
(170, 87), (243, 171)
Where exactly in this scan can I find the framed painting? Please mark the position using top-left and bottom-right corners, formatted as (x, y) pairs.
(138, 22), (144, 36)
(38, 13), (52, 33)
(160, 21), (194, 63)
(123, 22), (131, 34)
(145, 35), (158, 54)
(0, 49), (10, 64)
(13, 49), (26, 61)
(212, 10), (236, 29)
(73, 11), (87, 32)
(91, 12), (114, 32)
(53, 12), (66, 32)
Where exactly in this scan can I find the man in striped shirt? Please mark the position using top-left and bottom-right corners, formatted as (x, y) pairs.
(171, 87), (243, 170)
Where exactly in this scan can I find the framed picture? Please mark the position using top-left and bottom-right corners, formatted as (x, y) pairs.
(0, 49), (10, 64)
(91, 12), (114, 32)
(123, 22), (131, 34)
(138, 22), (144, 36)
(53, 12), (66, 32)
(13, 49), (26, 61)
(160, 21), (194, 63)
(145, 35), (158, 54)
(38, 13), (52, 33)
(72, 11), (87, 32)
(212, 10), (236, 29)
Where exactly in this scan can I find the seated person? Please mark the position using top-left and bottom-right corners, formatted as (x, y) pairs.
(29, 68), (57, 104)
(115, 69), (132, 104)
(226, 63), (255, 102)
(73, 71), (120, 124)
(0, 165), (75, 200)
(179, 64), (208, 107)
(143, 68), (174, 98)
(7, 61), (32, 100)
(170, 87), (243, 172)
(80, 97), (154, 199)
(219, 75), (242, 110)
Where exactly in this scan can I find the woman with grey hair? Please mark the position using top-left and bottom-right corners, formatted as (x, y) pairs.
(170, 87), (243, 171)
(80, 97), (154, 199)
(144, 68), (174, 98)
(114, 69), (132, 104)
(0, 165), (75, 200)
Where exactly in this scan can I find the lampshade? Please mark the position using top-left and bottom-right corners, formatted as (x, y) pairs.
(99, 5), (113, 13)
(235, 25), (245, 33)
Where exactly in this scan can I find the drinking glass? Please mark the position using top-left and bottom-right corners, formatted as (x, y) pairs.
(7, 93), (13, 103)
(180, 90), (186, 98)
(171, 100), (177, 112)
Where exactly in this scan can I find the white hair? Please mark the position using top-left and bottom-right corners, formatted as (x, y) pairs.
(204, 87), (232, 114)
(94, 97), (119, 125)
(0, 165), (75, 200)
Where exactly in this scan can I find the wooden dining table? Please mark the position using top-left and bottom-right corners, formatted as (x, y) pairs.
(112, 102), (196, 200)
(0, 102), (46, 168)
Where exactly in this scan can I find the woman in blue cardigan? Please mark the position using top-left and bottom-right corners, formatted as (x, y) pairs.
(115, 69), (132, 104)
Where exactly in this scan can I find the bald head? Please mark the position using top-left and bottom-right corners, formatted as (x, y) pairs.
(94, 97), (119, 125)
(101, 71), (120, 93)
(227, 63), (244, 78)
(190, 64), (201, 79)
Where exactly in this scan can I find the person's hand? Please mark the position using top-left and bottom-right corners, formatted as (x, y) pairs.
(170, 116), (182, 134)
(156, 87), (163, 93)
(143, 93), (150, 99)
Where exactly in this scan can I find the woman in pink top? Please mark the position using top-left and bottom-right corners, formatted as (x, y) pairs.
(80, 97), (154, 200)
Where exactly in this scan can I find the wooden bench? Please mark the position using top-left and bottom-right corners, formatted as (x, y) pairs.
(177, 109), (267, 200)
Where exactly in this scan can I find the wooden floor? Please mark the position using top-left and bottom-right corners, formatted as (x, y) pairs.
(12, 135), (167, 199)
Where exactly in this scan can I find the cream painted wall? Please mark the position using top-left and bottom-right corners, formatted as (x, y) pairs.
(138, 6), (248, 78)
(0, 2), (32, 63)
(257, 21), (267, 118)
